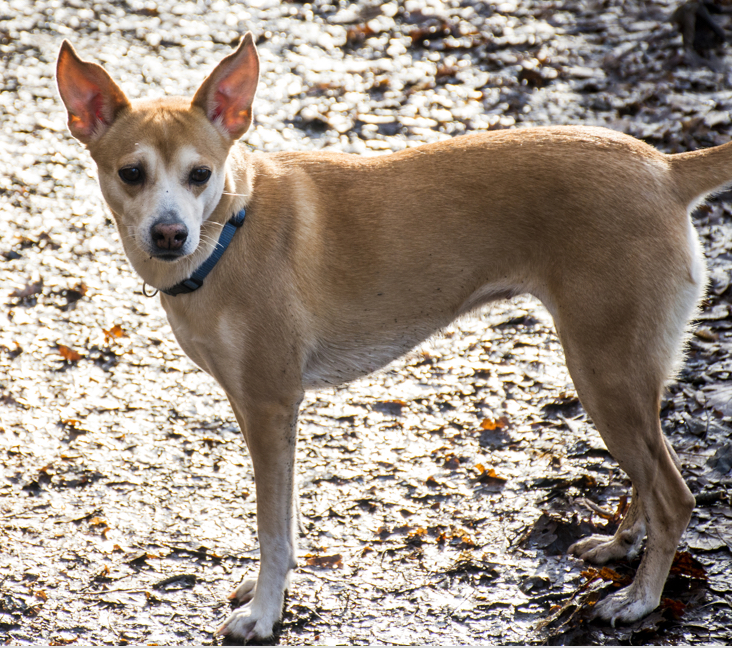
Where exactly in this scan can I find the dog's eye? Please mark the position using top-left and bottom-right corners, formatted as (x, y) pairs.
(189, 167), (212, 185)
(119, 166), (144, 184)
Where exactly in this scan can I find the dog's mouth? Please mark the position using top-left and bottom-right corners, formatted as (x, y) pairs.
(151, 251), (186, 262)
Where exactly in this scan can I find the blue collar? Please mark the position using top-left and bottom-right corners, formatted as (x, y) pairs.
(161, 208), (246, 296)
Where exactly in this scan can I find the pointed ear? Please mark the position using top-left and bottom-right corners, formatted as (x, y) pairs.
(56, 40), (130, 145)
(192, 33), (260, 140)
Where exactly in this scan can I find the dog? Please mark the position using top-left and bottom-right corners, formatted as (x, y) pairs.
(56, 33), (724, 641)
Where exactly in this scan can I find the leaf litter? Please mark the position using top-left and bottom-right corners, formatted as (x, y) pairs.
(1, 0), (732, 645)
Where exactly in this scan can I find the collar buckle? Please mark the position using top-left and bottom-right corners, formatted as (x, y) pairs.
(182, 277), (203, 292)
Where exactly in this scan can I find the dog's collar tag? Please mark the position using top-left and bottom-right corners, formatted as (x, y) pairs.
(161, 208), (246, 297)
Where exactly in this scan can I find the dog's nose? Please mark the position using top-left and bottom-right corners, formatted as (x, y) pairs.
(151, 222), (188, 251)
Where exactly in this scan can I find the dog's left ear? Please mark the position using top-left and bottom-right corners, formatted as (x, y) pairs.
(56, 40), (130, 145)
(192, 33), (260, 140)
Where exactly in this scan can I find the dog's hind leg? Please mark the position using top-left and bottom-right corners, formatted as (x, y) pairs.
(560, 331), (694, 623)
(569, 434), (682, 564)
(549, 246), (702, 623)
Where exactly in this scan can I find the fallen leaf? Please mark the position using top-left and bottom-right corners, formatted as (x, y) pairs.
(103, 324), (126, 343)
(670, 551), (707, 580)
(686, 523), (729, 551)
(704, 385), (732, 417)
(475, 464), (508, 484)
(480, 416), (509, 430)
(597, 566), (632, 587)
(57, 344), (82, 362)
(582, 566), (631, 587)
(304, 553), (343, 569)
(661, 597), (687, 619)
(94, 566), (111, 581)
(407, 527), (428, 543)
(437, 526), (477, 548)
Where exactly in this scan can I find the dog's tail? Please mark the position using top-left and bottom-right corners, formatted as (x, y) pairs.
(669, 140), (732, 206)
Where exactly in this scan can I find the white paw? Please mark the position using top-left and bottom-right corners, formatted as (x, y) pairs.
(593, 584), (659, 626)
(229, 577), (257, 603)
(569, 535), (610, 560)
(569, 531), (642, 564)
(216, 601), (279, 641)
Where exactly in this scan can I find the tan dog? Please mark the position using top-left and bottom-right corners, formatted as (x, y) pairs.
(56, 33), (723, 641)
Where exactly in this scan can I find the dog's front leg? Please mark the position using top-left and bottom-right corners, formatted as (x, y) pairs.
(217, 395), (301, 641)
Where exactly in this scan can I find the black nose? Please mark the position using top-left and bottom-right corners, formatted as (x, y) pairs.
(151, 222), (188, 252)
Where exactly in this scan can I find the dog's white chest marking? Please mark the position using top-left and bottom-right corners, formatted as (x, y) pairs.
(165, 309), (243, 389)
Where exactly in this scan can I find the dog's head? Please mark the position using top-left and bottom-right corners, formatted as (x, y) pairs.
(56, 35), (259, 269)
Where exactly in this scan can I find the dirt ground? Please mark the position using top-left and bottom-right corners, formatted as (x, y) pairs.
(1, 0), (732, 645)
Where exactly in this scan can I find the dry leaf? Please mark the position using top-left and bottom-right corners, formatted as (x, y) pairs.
(475, 464), (508, 484)
(661, 597), (687, 619)
(593, 566), (632, 587)
(480, 416), (509, 431)
(58, 344), (82, 362)
(304, 553), (343, 569)
(103, 324), (127, 343)
(670, 551), (707, 580)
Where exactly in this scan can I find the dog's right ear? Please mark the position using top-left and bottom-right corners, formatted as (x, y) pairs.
(192, 32), (260, 140)
(56, 41), (130, 145)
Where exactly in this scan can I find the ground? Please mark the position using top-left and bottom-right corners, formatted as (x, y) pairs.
(1, 0), (732, 645)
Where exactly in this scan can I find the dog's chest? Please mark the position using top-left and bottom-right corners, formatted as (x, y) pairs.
(163, 305), (243, 387)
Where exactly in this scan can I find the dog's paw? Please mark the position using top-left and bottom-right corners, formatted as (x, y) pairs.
(216, 602), (277, 642)
(592, 585), (659, 626)
(569, 531), (642, 564)
(229, 578), (257, 603)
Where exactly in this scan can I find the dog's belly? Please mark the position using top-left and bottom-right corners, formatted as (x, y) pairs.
(301, 281), (523, 389)
(301, 331), (435, 389)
